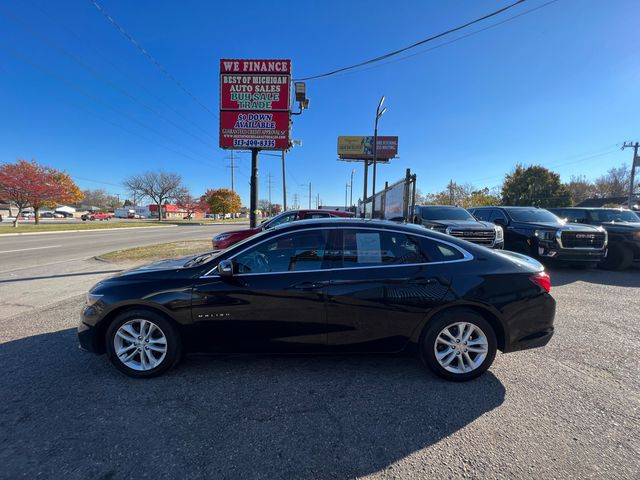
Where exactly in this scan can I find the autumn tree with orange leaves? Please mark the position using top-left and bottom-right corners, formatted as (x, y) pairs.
(0, 159), (83, 226)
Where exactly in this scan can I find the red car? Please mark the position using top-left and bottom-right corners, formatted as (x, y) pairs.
(82, 212), (113, 221)
(211, 209), (354, 249)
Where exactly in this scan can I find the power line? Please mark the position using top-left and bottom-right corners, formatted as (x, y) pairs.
(295, 0), (528, 81)
(0, 42), (216, 168)
(89, 0), (213, 115)
(0, 5), (215, 152)
(35, 2), (211, 138)
(324, 0), (561, 80)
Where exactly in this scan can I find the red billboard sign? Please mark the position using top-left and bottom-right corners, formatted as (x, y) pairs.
(220, 111), (290, 150)
(219, 59), (291, 150)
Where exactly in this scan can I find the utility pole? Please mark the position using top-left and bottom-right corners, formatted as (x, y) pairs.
(308, 182), (312, 209)
(316, 193), (320, 209)
(281, 150), (287, 211)
(362, 161), (368, 218)
(250, 149), (259, 228)
(345, 183), (348, 211)
(293, 193), (299, 209)
(622, 141), (639, 209)
(350, 168), (355, 211)
(268, 172), (273, 217)
(448, 179), (455, 205)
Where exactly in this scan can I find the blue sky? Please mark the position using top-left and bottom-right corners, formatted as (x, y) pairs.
(1, 0), (638, 207)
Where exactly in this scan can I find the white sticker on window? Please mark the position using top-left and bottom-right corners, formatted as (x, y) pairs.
(355, 233), (382, 264)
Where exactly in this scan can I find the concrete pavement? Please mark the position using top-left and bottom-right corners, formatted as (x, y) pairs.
(0, 224), (242, 319)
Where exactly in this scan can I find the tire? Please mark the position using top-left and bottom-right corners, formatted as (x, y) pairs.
(421, 309), (497, 382)
(105, 309), (182, 378)
(600, 243), (632, 271)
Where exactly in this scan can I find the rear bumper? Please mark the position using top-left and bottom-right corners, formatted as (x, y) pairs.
(503, 292), (556, 353)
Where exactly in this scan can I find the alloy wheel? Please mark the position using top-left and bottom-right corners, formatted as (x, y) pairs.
(434, 321), (489, 374)
(113, 319), (167, 371)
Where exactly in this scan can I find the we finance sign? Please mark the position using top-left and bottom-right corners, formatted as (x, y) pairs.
(219, 59), (291, 150)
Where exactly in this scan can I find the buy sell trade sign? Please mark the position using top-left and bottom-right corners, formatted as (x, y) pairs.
(219, 59), (291, 150)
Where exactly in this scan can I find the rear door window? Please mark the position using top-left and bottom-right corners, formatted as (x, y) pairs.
(336, 229), (464, 268)
(472, 209), (492, 221)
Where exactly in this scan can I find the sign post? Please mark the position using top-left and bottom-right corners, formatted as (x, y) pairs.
(220, 59), (292, 227)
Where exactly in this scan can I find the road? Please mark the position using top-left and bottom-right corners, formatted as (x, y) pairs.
(0, 267), (638, 479)
(0, 224), (237, 319)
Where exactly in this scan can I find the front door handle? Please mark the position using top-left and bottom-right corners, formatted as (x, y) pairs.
(291, 281), (326, 290)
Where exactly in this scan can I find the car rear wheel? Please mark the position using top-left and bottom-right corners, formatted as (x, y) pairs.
(421, 310), (497, 381)
(600, 243), (632, 271)
(106, 310), (181, 378)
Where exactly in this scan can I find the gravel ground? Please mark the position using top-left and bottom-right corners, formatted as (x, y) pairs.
(0, 267), (638, 479)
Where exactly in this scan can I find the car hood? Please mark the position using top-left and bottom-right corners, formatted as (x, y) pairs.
(106, 252), (221, 280)
(597, 221), (640, 232)
(213, 227), (260, 238)
(425, 219), (495, 229)
(513, 221), (601, 232)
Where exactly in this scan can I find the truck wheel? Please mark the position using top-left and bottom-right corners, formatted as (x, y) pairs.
(600, 244), (632, 271)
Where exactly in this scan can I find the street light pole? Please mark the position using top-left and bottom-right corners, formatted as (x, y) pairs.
(281, 150), (287, 211)
(372, 96), (386, 219)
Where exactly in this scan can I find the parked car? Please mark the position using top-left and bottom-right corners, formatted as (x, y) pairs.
(19, 211), (35, 220)
(79, 218), (555, 381)
(211, 209), (354, 249)
(469, 206), (607, 265)
(549, 207), (640, 270)
(412, 205), (504, 249)
(39, 212), (64, 218)
(55, 211), (75, 218)
(82, 212), (113, 221)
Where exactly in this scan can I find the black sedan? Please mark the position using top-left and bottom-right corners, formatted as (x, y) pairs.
(78, 219), (555, 381)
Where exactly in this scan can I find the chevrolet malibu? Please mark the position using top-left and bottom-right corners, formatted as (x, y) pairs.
(79, 219), (555, 381)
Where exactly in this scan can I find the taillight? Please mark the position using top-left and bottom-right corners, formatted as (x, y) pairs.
(530, 272), (551, 293)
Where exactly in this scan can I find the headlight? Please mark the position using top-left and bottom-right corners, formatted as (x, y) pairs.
(86, 293), (103, 306)
(534, 229), (556, 241)
(214, 233), (231, 241)
(495, 225), (503, 242)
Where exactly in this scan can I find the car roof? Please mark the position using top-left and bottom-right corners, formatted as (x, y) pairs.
(549, 207), (632, 211)
(270, 217), (433, 234)
(418, 205), (465, 209)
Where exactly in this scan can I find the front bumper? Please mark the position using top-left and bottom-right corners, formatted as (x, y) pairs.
(78, 304), (103, 354)
(537, 242), (606, 262)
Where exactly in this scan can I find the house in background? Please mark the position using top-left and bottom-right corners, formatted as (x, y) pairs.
(0, 199), (17, 219)
(148, 204), (204, 220)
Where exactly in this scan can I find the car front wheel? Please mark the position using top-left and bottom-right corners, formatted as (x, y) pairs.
(106, 310), (181, 378)
(422, 310), (497, 381)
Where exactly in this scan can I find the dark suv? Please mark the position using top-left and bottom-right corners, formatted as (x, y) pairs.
(469, 206), (607, 264)
(412, 205), (504, 249)
(549, 208), (640, 270)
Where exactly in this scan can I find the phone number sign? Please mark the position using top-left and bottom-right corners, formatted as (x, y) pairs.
(219, 59), (291, 150)
(219, 111), (290, 150)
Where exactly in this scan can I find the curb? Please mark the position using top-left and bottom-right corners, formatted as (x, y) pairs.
(0, 225), (179, 237)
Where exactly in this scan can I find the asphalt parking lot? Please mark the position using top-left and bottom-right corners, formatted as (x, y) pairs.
(0, 265), (638, 479)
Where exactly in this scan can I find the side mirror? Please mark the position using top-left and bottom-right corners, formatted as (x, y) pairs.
(494, 218), (507, 227)
(217, 260), (234, 278)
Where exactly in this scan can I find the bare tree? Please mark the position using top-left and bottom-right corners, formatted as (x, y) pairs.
(594, 164), (630, 198)
(124, 171), (185, 221)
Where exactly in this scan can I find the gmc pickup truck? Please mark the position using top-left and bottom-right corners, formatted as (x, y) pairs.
(412, 205), (504, 249)
(470, 206), (608, 265)
(549, 207), (640, 270)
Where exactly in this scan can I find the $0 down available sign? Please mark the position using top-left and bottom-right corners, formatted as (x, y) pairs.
(219, 59), (291, 150)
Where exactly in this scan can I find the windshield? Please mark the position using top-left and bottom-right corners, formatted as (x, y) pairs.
(419, 206), (474, 221)
(183, 250), (224, 267)
(263, 211), (296, 228)
(588, 209), (640, 223)
(507, 208), (561, 223)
